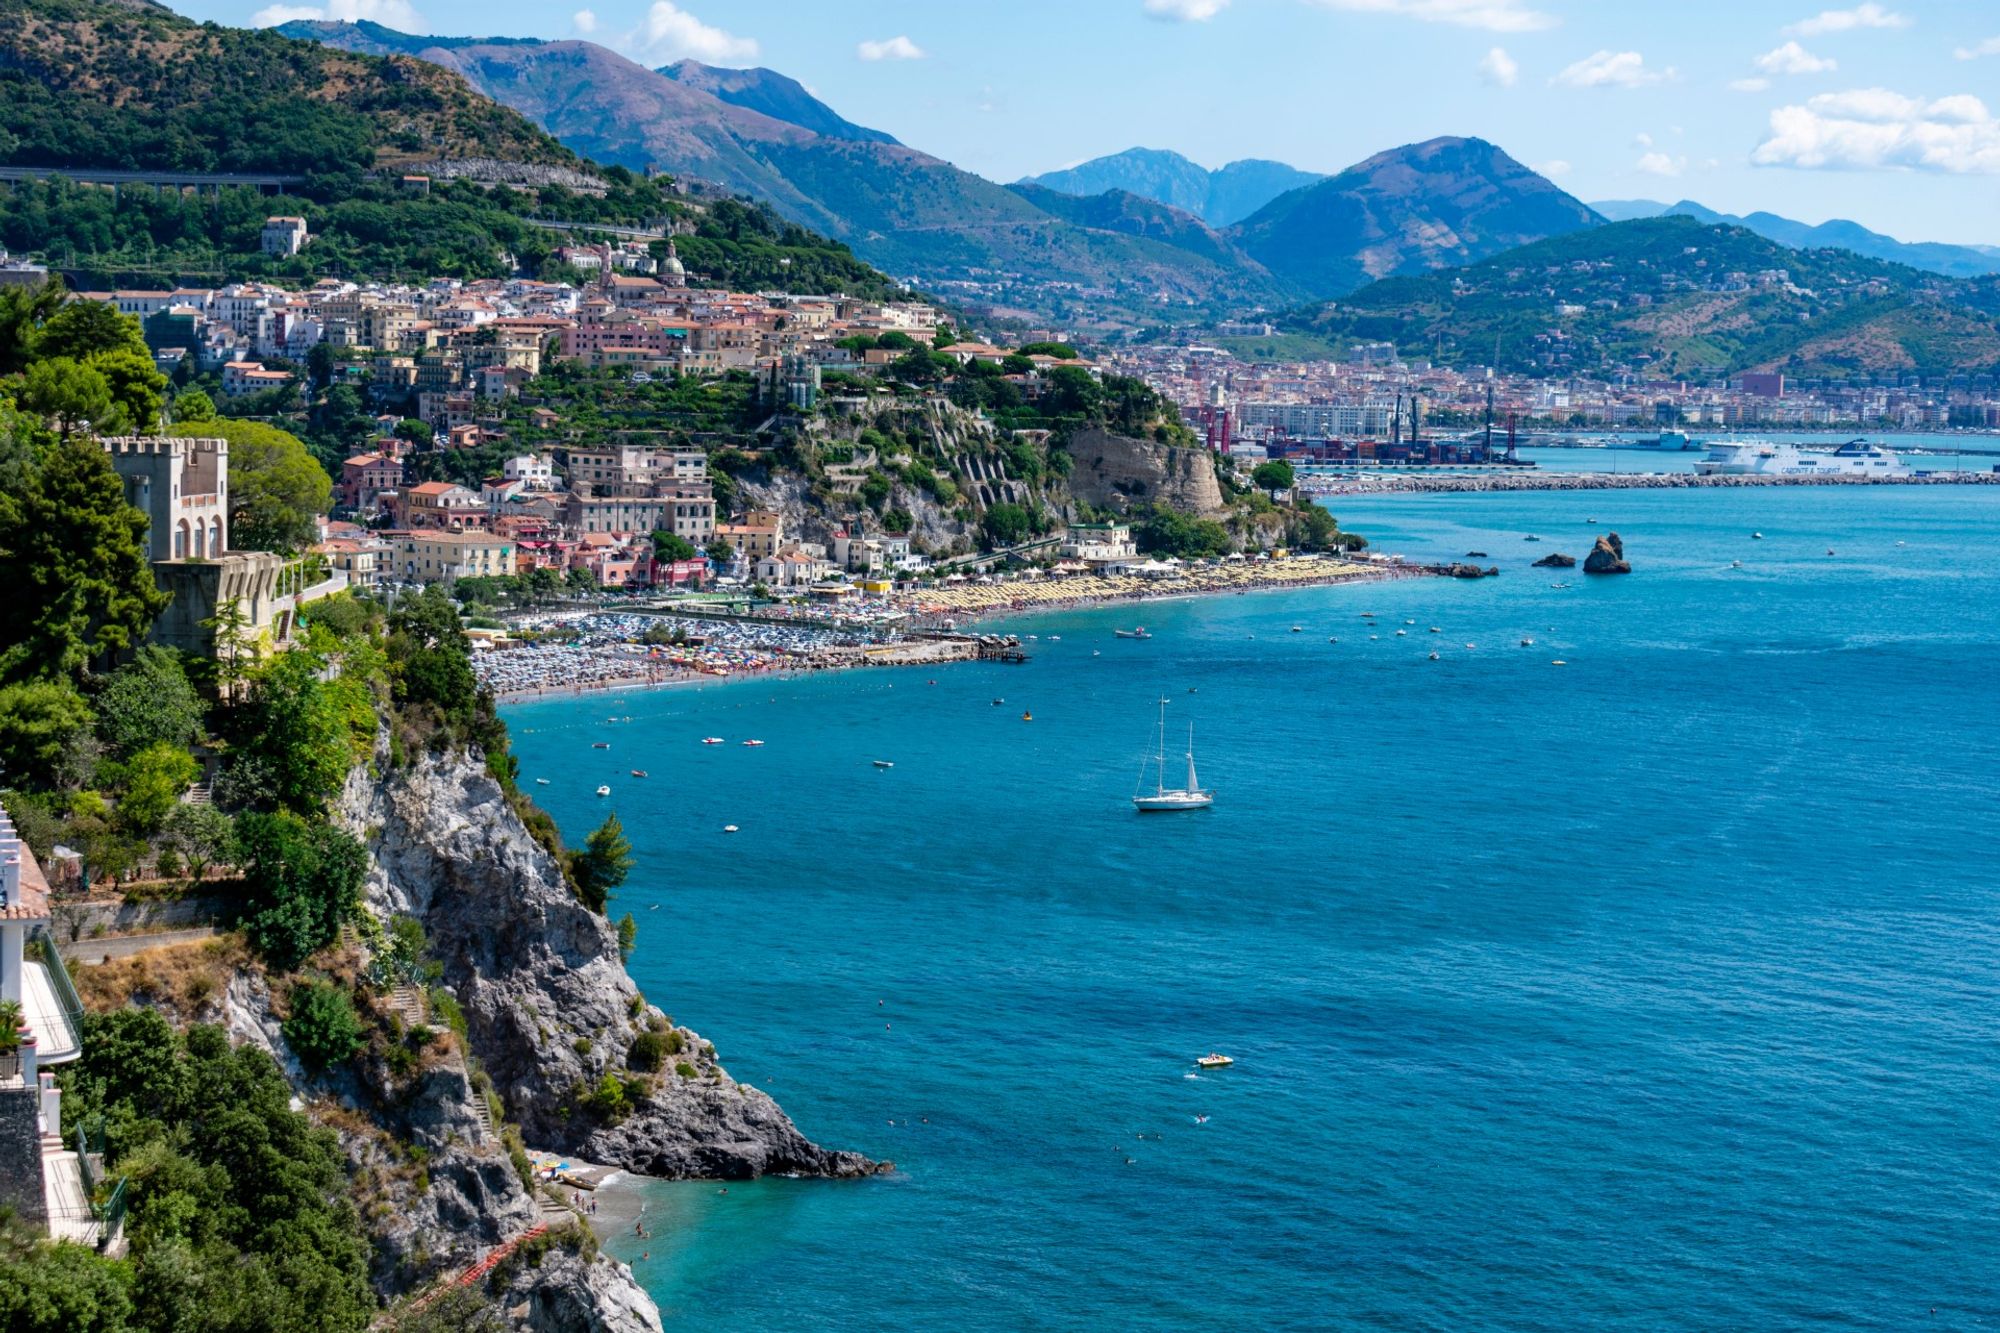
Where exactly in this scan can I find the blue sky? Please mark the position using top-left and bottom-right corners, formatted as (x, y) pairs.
(176, 1), (2000, 244)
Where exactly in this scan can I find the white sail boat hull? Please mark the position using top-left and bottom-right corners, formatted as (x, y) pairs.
(1133, 790), (1214, 812)
(1134, 701), (1213, 811)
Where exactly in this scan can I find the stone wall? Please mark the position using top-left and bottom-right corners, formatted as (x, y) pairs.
(0, 1086), (46, 1226)
(1066, 428), (1226, 518)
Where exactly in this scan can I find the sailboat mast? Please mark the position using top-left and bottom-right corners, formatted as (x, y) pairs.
(1156, 699), (1169, 795)
(1185, 721), (1198, 793)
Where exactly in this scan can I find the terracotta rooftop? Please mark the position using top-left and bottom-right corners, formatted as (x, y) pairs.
(1, 809), (52, 921)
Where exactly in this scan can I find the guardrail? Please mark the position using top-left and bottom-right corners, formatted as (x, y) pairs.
(31, 928), (85, 1040)
(74, 1115), (127, 1247)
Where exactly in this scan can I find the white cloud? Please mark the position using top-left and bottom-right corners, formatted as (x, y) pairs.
(572, 9), (597, 34)
(1553, 51), (1674, 90)
(1636, 151), (1686, 176)
(250, 0), (426, 29)
(629, 2), (757, 65)
(1532, 159), (1571, 177)
(1479, 46), (1519, 87)
(1755, 41), (1836, 75)
(1302, 0), (1557, 34)
(857, 35), (926, 61)
(1634, 131), (1654, 147)
(1143, 0), (1230, 19)
(1753, 87), (2000, 173)
(1954, 37), (2000, 61)
(1785, 4), (1909, 37)
(1731, 77), (1772, 92)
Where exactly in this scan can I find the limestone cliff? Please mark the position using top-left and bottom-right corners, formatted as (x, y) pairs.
(1064, 427), (1227, 518)
(338, 748), (880, 1182)
(215, 941), (663, 1330)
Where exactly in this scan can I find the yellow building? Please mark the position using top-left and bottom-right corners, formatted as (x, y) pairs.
(396, 530), (516, 584)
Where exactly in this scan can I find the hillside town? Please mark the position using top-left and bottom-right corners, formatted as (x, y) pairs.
(1122, 336), (2000, 462)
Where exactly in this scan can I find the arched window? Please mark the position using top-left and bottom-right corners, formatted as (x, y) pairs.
(175, 520), (190, 560)
(193, 523), (206, 559)
(211, 516), (225, 555)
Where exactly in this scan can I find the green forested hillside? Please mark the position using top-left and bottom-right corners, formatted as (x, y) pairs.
(1285, 216), (2000, 379)
(0, 0), (574, 175)
(0, 3), (915, 297)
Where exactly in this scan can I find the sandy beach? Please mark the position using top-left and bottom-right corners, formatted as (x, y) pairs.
(485, 557), (1424, 704)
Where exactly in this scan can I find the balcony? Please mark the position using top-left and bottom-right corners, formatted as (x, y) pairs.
(21, 931), (83, 1064)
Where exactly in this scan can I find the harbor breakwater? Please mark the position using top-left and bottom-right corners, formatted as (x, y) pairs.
(1304, 471), (2000, 496)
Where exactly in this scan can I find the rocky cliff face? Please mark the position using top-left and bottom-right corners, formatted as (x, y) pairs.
(338, 748), (880, 1182)
(218, 930), (662, 1330)
(1066, 427), (1227, 518)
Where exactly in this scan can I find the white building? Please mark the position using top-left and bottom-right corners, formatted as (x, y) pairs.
(0, 802), (104, 1248)
(261, 216), (309, 257)
(503, 453), (556, 488)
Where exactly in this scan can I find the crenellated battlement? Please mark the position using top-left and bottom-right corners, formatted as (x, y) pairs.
(99, 435), (227, 458)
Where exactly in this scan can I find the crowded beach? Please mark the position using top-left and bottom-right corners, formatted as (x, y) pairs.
(477, 555), (1413, 700)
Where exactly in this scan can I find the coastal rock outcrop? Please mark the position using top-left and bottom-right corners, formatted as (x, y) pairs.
(339, 749), (880, 1182)
(216, 928), (660, 1323)
(1531, 553), (1577, 568)
(1066, 427), (1228, 518)
(1583, 533), (1630, 574)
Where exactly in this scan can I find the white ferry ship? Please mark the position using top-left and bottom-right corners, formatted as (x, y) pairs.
(1695, 439), (1910, 478)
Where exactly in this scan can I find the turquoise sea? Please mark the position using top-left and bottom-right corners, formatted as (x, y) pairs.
(506, 484), (2000, 1331)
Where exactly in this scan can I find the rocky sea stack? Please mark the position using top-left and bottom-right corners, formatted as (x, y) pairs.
(1532, 552), (1577, 568)
(1583, 533), (1631, 574)
(341, 746), (883, 1182)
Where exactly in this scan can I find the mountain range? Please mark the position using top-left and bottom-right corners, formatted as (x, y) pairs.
(1283, 214), (2000, 380)
(1592, 199), (2000, 280)
(1017, 149), (1324, 227)
(278, 21), (1610, 325)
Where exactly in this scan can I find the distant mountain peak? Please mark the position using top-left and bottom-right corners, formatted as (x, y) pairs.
(1584, 198), (2000, 278)
(1018, 148), (1325, 226)
(1227, 136), (1602, 298)
(659, 61), (898, 146)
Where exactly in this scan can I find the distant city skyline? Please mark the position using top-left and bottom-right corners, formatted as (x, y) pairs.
(174, 0), (2000, 244)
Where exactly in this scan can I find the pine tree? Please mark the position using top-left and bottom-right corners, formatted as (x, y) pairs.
(0, 437), (168, 681)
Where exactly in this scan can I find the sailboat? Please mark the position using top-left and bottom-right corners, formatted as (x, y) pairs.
(1133, 699), (1213, 812)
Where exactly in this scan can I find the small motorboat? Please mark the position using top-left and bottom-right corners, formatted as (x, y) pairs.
(591, 742), (610, 750)
(1021, 710), (1033, 722)
(1395, 629), (1407, 637)
(701, 737), (725, 745)
(992, 698), (1005, 706)
(1465, 552), (1488, 558)
(723, 824), (739, 833)
(1290, 625), (1303, 633)
(742, 739), (765, 748)
(1428, 651), (1440, 661)
(1429, 626), (1441, 633)
(1114, 628), (1152, 640)
(1551, 659), (1568, 666)
(1196, 1053), (1234, 1070)
(1520, 638), (1534, 647)
(595, 785), (611, 797)
(1524, 535), (1542, 543)
(1049, 635), (1061, 642)
(535, 778), (550, 785)
(873, 760), (894, 769)
(630, 769), (648, 778)
(1752, 532), (1764, 540)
